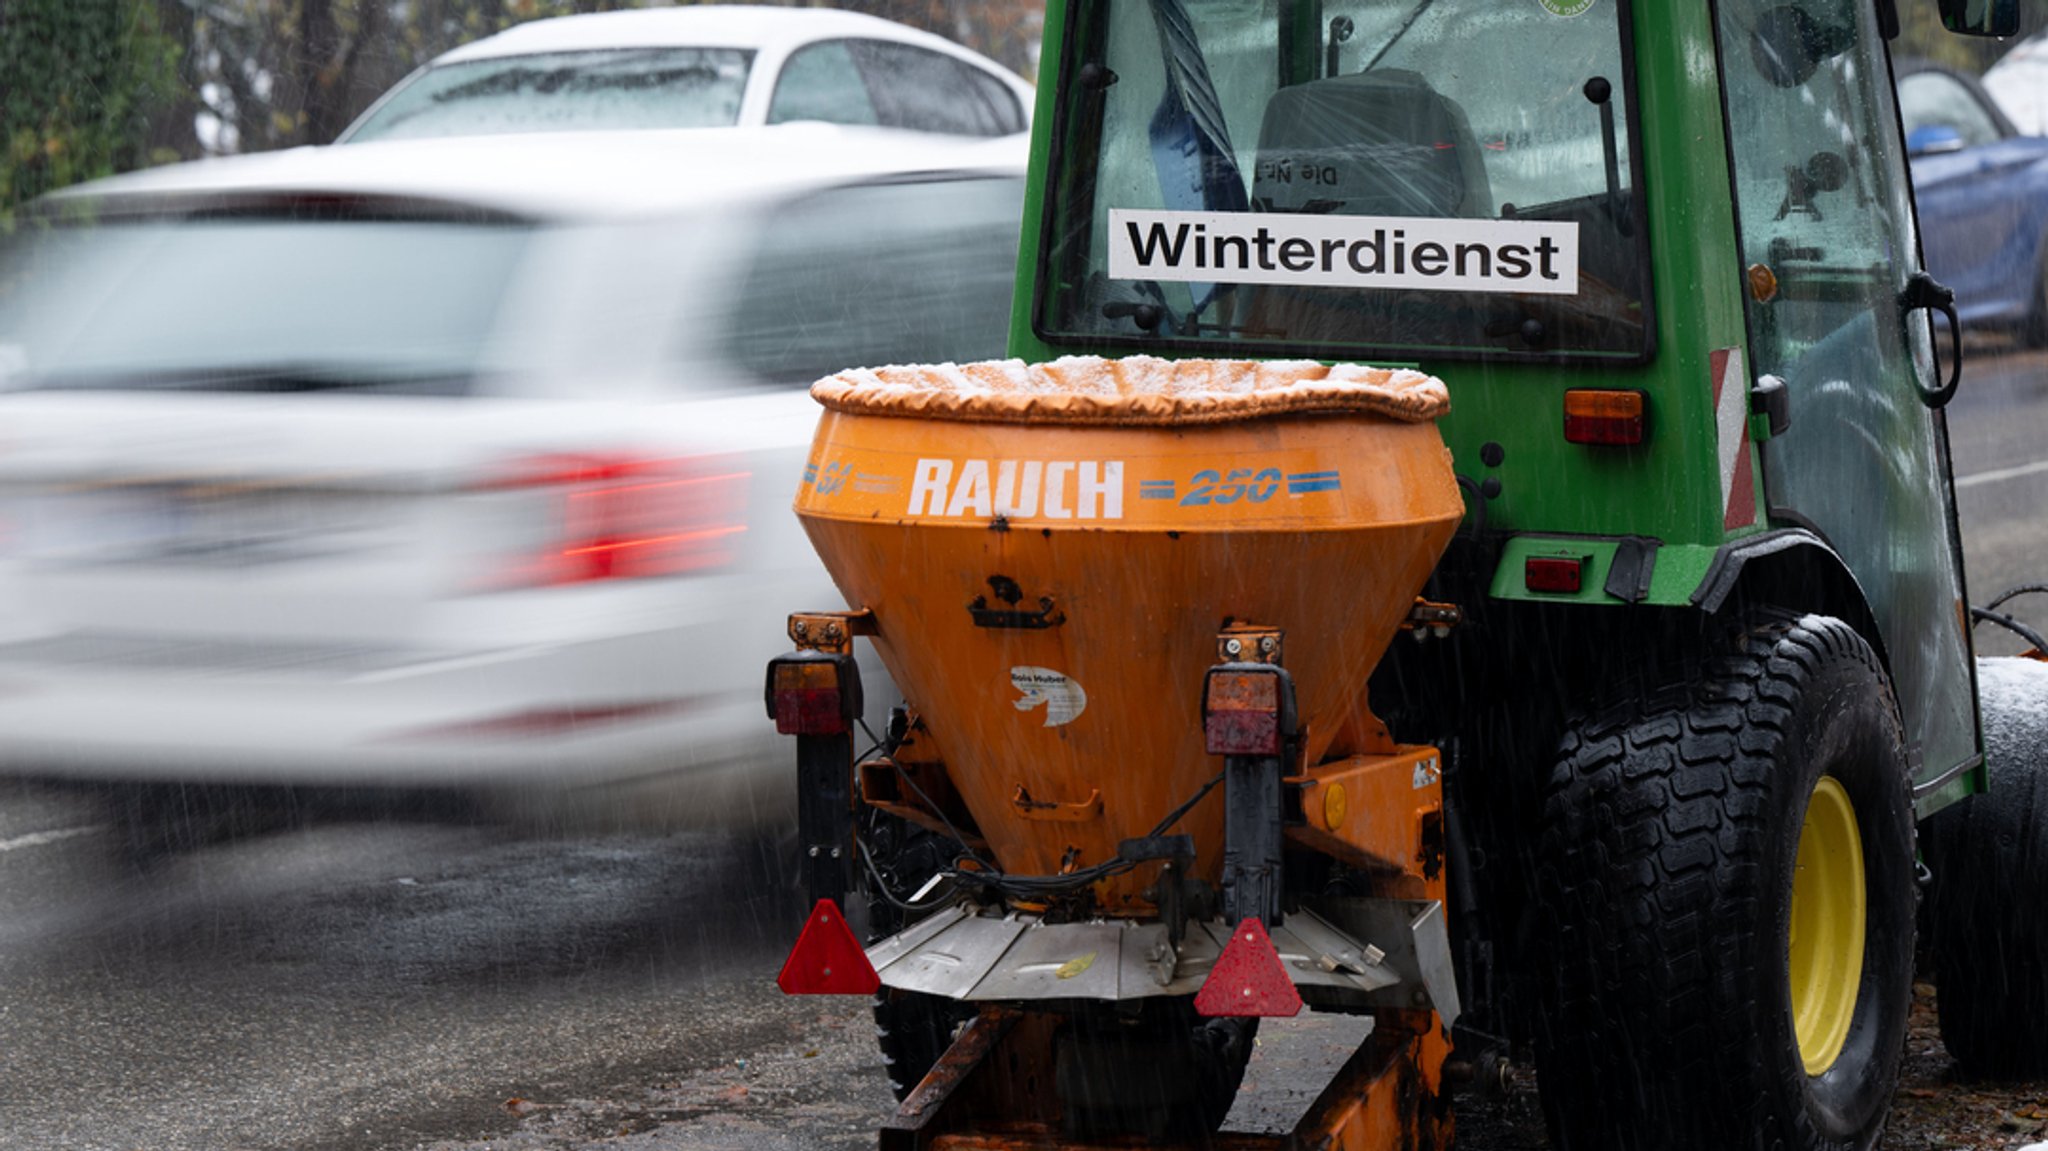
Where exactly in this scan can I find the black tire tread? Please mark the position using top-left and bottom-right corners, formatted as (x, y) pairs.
(1925, 657), (2048, 1078)
(1534, 612), (1913, 1151)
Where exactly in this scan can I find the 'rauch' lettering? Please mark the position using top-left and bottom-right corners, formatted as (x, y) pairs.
(907, 459), (1126, 520)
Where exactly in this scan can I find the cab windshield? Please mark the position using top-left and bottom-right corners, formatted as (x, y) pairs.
(1037, 0), (1652, 362)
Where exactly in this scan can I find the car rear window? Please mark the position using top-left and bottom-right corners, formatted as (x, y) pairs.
(0, 206), (534, 396)
(345, 48), (754, 142)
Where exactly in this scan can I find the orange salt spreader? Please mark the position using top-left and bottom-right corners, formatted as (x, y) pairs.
(768, 356), (1466, 1149)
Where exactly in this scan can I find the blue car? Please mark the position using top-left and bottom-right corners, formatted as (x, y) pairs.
(1898, 60), (2048, 344)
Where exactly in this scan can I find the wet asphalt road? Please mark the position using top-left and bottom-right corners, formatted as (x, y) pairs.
(0, 784), (1383, 1151)
(0, 784), (813, 1151)
(2, 343), (2046, 1151)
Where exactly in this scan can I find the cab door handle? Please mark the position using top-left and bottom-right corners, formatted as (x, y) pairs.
(1901, 271), (1962, 409)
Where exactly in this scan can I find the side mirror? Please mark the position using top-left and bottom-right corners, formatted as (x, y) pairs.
(1907, 125), (1968, 156)
(1939, 0), (2021, 38)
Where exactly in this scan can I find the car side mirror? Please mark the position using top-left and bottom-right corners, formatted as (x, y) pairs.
(1939, 0), (2021, 38)
(1907, 125), (1968, 156)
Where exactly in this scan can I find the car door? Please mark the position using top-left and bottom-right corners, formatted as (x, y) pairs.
(1899, 66), (2048, 327)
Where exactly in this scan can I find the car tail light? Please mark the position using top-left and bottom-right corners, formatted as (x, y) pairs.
(485, 454), (748, 587)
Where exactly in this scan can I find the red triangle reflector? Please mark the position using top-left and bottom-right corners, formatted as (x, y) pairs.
(777, 899), (880, 995)
(1195, 918), (1304, 1017)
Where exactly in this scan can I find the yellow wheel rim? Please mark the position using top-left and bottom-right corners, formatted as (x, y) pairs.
(1788, 775), (1866, 1076)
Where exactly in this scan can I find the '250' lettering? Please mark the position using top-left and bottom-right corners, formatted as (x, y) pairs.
(1181, 468), (1281, 506)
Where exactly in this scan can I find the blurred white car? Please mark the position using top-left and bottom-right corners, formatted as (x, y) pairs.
(0, 125), (1024, 821)
(1984, 32), (2048, 137)
(338, 5), (1033, 144)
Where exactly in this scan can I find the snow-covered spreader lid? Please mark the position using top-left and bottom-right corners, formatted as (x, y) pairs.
(810, 355), (1449, 427)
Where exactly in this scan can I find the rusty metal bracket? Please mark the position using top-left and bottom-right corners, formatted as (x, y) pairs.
(969, 594), (1064, 630)
(969, 575), (1065, 630)
(1009, 785), (1103, 822)
(1216, 624), (1283, 665)
(788, 609), (876, 654)
(1399, 598), (1463, 636)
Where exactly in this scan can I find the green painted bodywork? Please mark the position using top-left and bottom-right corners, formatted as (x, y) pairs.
(1490, 537), (1723, 607)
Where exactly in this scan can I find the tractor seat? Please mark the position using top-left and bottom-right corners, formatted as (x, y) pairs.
(1251, 69), (1493, 220)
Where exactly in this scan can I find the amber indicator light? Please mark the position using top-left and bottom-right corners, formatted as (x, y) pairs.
(1204, 670), (1283, 756)
(770, 661), (847, 735)
(1563, 389), (1647, 446)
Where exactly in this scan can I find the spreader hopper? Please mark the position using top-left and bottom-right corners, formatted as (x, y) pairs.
(791, 356), (1462, 909)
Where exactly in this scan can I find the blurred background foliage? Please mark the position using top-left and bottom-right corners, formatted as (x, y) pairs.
(0, 0), (1043, 219)
(0, 0), (2039, 220)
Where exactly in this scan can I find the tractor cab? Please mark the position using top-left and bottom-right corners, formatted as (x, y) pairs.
(1016, 0), (1987, 813)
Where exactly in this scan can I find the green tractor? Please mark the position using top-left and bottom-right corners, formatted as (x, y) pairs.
(771, 0), (2046, 1147)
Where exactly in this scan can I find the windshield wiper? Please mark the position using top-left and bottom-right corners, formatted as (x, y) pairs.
(1361, 0), (1442, 73)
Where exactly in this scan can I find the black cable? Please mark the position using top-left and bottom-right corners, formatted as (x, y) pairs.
(1456, 474), (1490, 538)
(1971, 605), (2048, 653)
(847, 708), (1230, 904)
(857, 838), (954, 914)
(1987, 583), (2048, 613)
(1144, 770), (1225, 839)
(947, 770), (1228, 901)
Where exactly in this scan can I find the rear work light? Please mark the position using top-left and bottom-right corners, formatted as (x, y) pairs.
(1562, 389), (1647, 446)
(486, 454), (749, 587)
(766, 654), (860, 736)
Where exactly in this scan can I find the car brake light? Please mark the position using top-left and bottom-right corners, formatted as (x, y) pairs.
(485, 454), (748, 587)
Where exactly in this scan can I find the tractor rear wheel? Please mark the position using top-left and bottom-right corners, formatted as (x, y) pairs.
(1534, 612), (1915, 1151)
(859, 811), (978, 1100)
(1924, 656), (2048, 1078)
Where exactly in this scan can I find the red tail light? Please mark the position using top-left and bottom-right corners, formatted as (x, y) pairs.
(1204, 669), (1284, 755)
(1526, 555), (1586, 594)
(485, 454), (748, 588)
(767, 658), (853, 736)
